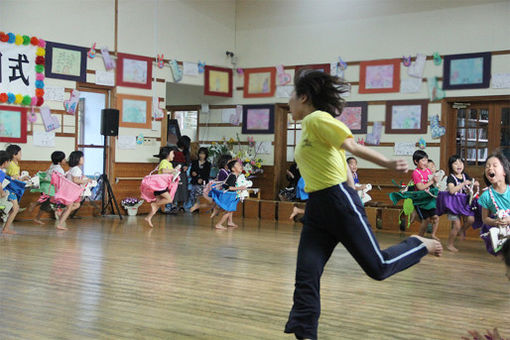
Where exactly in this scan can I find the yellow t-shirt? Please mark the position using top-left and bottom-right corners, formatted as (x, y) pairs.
(158, 159), (174, 174)
(6, 161), (20, 178)
(294, 110), (352, 193)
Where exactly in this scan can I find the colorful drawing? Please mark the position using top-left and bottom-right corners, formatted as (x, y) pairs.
(248, 72), (271, 94)
(0, 110), (21, 138)
(123, 58), (148, 84)
(63, 90), (80, 115)
(52, 48), (82, 76)
(391, 105), (422, 130)
(246, 109), (270, 130)
(365, 65), (395, 89)
(209, 70), (229, 93)
(339, 107), (362, 130)
(122, 99), (147, 124)
(276, 64), (291, 85)
(450, 57), (484, 85)
(101, 47), (116, 70)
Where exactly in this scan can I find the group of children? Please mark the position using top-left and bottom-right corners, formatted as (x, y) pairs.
(144, 149), (249, 230)
(0, 144), (91, 234)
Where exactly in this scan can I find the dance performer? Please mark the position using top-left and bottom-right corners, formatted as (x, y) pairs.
(479, 152), (510, 259)
(284, 70), (442, 340)
(435, 155), (481, 252)
(189, 147), (211, 213)
(0, 151), (20, 234)
(143, 146), (180, 227)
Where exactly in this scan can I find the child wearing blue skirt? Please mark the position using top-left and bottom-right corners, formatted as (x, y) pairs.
(210, 160), (247, 230)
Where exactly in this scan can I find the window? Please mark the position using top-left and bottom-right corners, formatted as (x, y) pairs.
(77, 91), (107, 176)
(286, 113), (301, 162)
(174, 111), (198, 142)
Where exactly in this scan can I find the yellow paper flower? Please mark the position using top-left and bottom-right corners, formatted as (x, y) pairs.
(15, 35), (23, 45)
(15, 94), (23, 104)
(36, 47), (46, 56)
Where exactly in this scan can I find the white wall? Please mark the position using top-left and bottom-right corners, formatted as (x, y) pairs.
(232, 0), (510, 168)
(0, 0), (236, 162)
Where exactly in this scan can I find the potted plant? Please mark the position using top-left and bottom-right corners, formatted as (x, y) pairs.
(121, 197), (144, 216)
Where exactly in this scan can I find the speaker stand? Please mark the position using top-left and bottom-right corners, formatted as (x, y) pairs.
(100, 135), (122, 220)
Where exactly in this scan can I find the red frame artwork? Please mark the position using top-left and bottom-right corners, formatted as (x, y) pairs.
(0, 105), (27, 143)
(359, 59), (400, 94)
(243, 67), (276, 98)
(204, 65), (233, 97)
(294, 63), (331, 79)
(116, 53), (153, 90)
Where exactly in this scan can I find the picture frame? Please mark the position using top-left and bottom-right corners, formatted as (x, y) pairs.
(385, 100), (428, 134)
(243, 67), (276, 98)
(242, 104), (275, 134)
(337, 101), (368, 134)
(443, 52), (491, 90)
(116, 53), (153, 90)
(359, 59), (400, 93)
(116, 94), (152, 129)
(294, 63), (331, 79)
(0, 105), (27, 143)
(204, 65), (233, 97)
(45, 41), (88, 82)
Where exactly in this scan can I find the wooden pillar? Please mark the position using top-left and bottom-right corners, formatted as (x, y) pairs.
(273, 104), (289, 200)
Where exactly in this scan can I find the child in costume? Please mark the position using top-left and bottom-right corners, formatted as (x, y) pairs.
(143, 146), (180, 227)
(28, 151), (66, 224)
(53, 151), (89, 230)
(5, 144), (30, 181)
(478, 152), (510, 260)
(436, 155), (481, 252)
(209, 160), (247, 230)
(0, 150), (19, 234)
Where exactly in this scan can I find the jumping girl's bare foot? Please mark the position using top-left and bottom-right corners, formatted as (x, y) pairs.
(289, 207), (299, 221)
(412, 235), (443, 257)
(2, 229), (16, 235)
(446, 244), (459, 252)
(215, 224), (227, 230)
(227, 223), (238, 228)
(210, 208), (218, 219)
(144, 216), (154, 228)
(190, 203), (199, 213)
(33, 219), (45, 225)
(431, 234), (440, 241)
(56, 225), (68, 230)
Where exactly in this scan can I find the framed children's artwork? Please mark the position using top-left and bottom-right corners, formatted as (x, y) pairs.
(294, 64), (331, 79)
(337, 102), (368, 134)
(443, 52), (491, 90)
(243, 67), (276, 98)
(45, 41), (88, 82)
(116, 94), (152, 129)
(385, 100), (428, 134)
(242, 104), (275, 134)
(359, 59), (400, 93)
(204, 65), (233, 97)
(0, 105), (27, 143)
(116, 53), (153, 90)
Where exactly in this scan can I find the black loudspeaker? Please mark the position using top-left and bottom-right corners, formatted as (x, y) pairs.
(101, 109), (119, 136)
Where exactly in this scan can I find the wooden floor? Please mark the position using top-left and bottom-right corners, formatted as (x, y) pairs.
(1, 214), (509, 340)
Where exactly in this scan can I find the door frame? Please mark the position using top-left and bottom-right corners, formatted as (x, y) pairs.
(440, 95), (510, 174)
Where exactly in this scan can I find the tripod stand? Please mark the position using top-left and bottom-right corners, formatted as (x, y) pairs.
(100, 134), (122, 219)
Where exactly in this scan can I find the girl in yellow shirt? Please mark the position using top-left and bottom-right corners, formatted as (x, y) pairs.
(284, 71), (442, 340)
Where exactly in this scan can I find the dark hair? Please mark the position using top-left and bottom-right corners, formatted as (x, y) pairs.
(483, 151), (510, 187)
(51, 151), (66, 164)
(412, 150), (428, 165)
(198, 147), (209, 159)
(6, 144), (21, 159)
(294, 70), (350, 117)
(346, 157), (357, 164)
(428, 159), (434, 163)
(0, 150), (10, 166)
(447, 155), (463, 175)
(226, 159), (238, 171)
(502, 240), (510, 267)
(154, 146), (178, 161)
(217, 154), (233, 169)
(68, 151), (84, 167)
